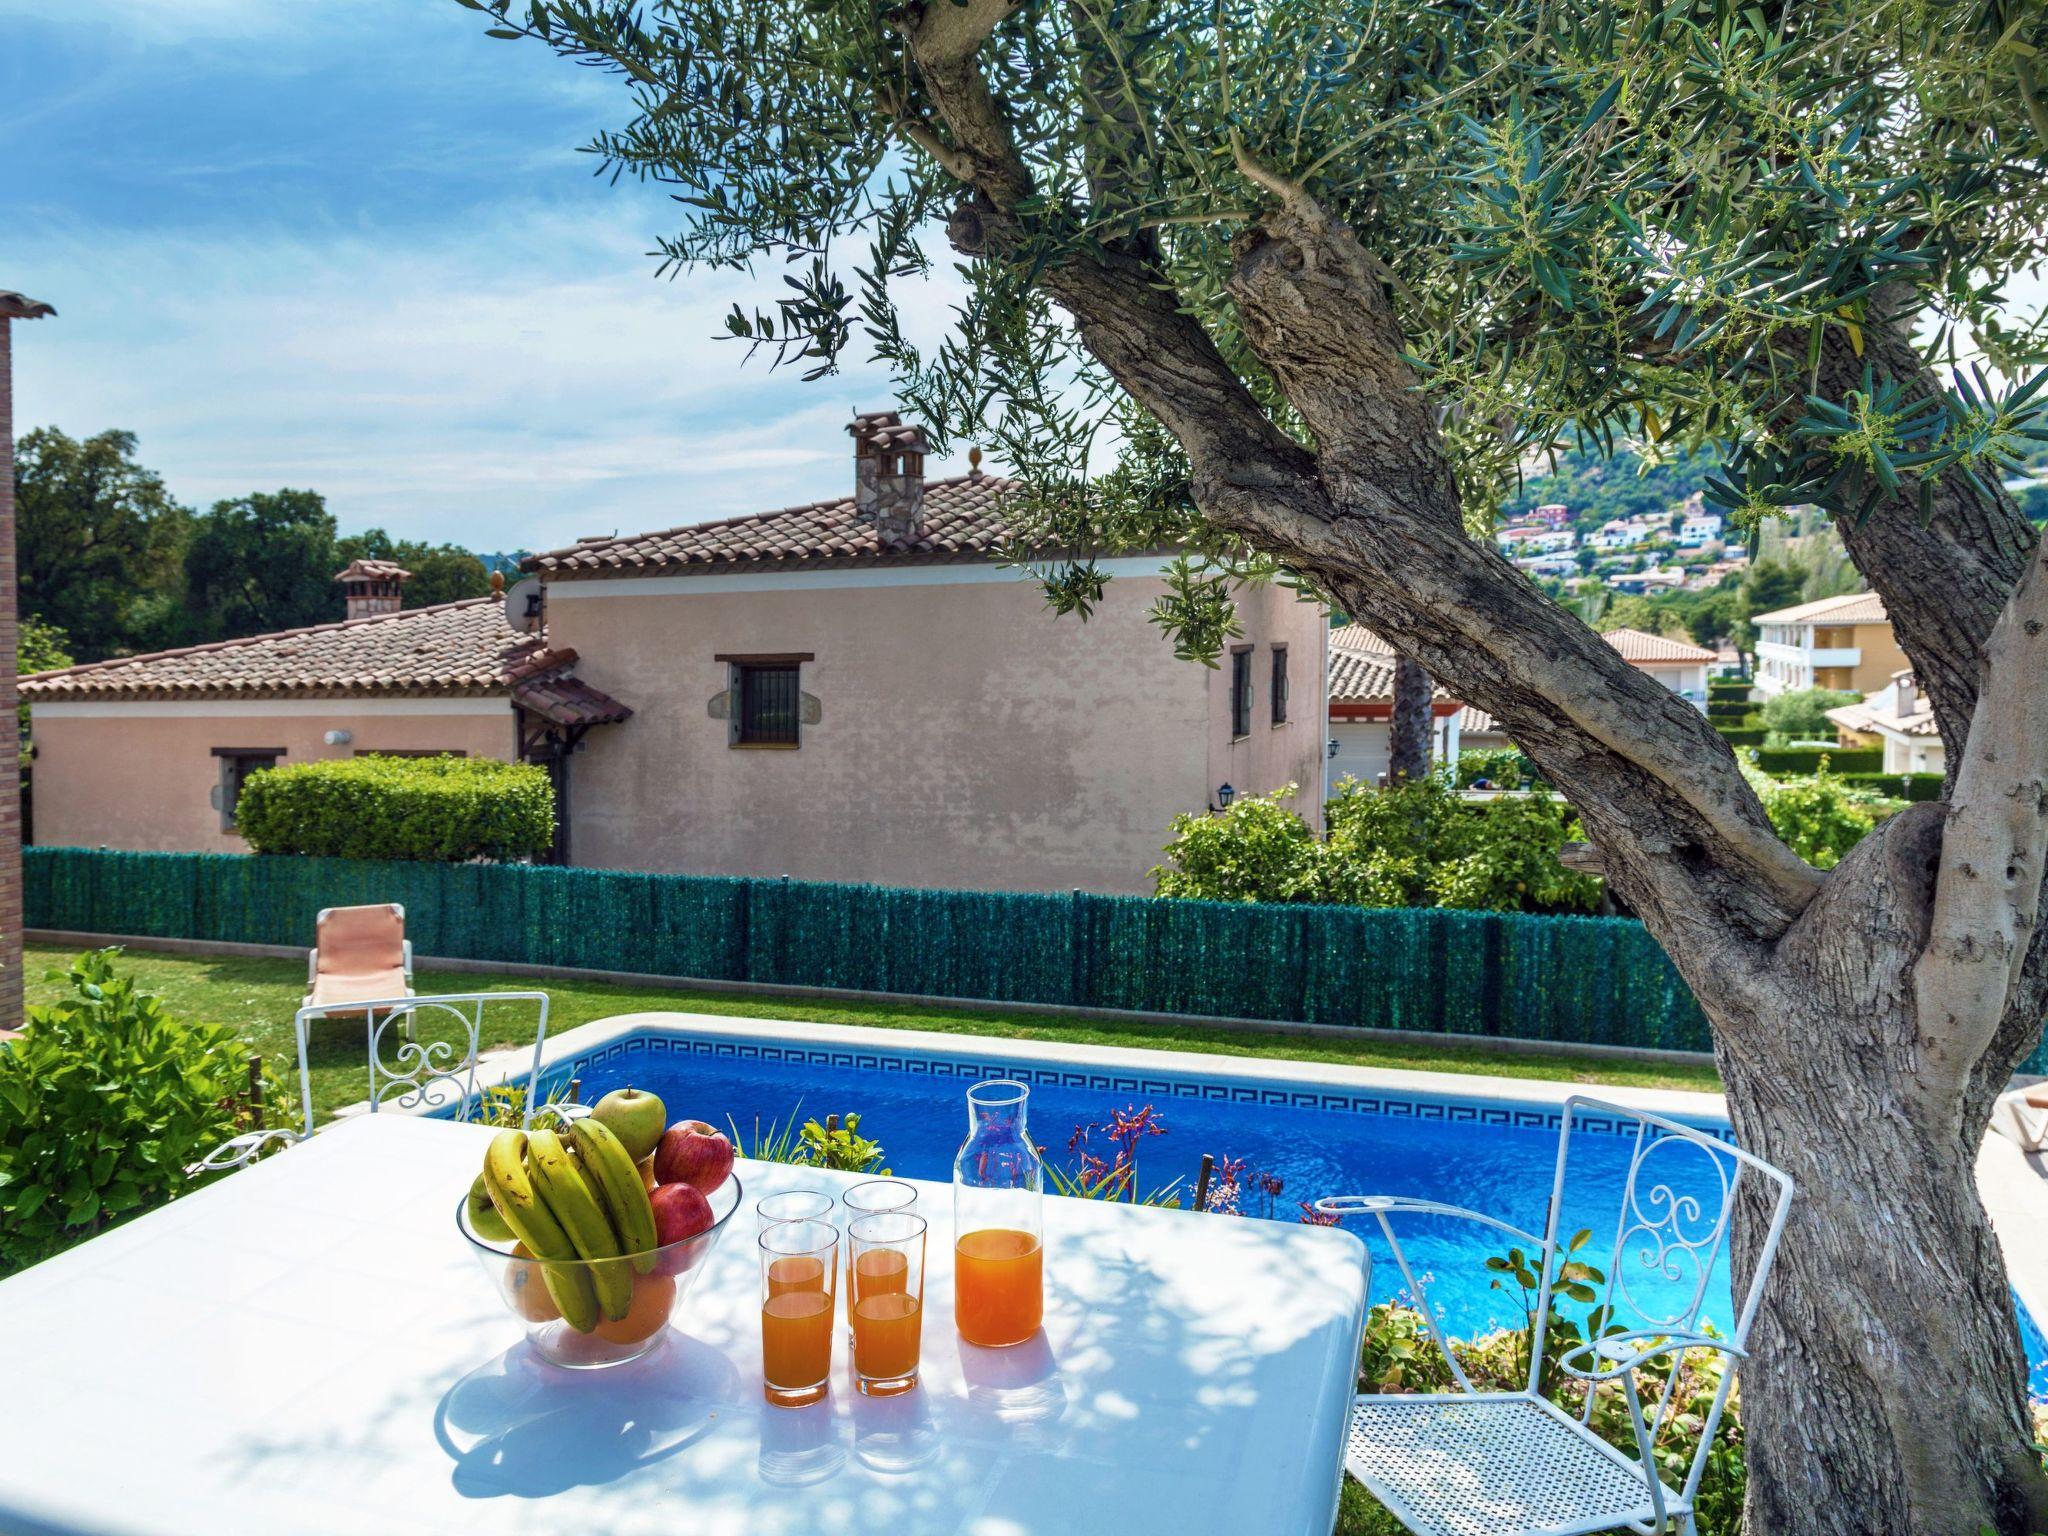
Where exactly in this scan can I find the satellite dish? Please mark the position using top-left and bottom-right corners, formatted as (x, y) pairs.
(505, 575), (542, 634)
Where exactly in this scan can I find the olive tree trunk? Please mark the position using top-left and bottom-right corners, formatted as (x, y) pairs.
(900, 14), (2048, 1528)
(1387, 656), (1433, 782)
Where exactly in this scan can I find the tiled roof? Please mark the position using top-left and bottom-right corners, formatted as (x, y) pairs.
(0, 291), (56, 320)
(850, 412), (931, 455)
(22, 598), (626, 729)
(1600, 627), (1718, 664)
(1752, 591), (1888, 626)
(336, 558), (410, 582)
(526, 472), (1020, 578)
(1328, 624), (1394, 656)
(1827, 674), (1938, 740)
(1328, 627), (1456, 705)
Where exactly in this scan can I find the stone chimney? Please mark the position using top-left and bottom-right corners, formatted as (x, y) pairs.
(1892, 671), (1917, 717)
(335, 559), (410, 620)
(848, 409), (929, 545)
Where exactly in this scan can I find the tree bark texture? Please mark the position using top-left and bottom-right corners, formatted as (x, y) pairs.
(902, 27), (2048, 1529)
(1387, 656), (1433, 781)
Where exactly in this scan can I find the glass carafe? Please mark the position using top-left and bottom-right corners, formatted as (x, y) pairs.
(952, 1079), (1045, 1347)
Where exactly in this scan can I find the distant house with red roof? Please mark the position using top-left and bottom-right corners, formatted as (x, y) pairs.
(25, 412), (1326, 891)
(1325, 624), (1714, 786)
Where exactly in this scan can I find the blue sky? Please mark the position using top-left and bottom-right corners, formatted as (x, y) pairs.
(0, 0), (966, 552)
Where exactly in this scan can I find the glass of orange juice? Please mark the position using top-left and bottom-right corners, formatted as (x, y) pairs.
(952, 1079), (1045, 1348)
(842, 1180), (916, 1341)
(847, 1211), (927, 1397)
(759, 1218), (837, 1408)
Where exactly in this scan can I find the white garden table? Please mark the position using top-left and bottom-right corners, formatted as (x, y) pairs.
(0, 1114), (1367, 1536)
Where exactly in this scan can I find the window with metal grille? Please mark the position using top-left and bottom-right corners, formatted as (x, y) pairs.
(734, 661), (802, 747)
(1230, 648), (1253, 737)
(1270, 646), (1289, 725)
(211, 748), (281, 832)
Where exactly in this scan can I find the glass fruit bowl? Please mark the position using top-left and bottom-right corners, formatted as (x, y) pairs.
(457, 1174), (743, 1369)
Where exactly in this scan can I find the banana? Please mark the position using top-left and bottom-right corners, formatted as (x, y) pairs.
(568, 1118), (660, 1275)
(481, 1131), (599, 1333)
(526, 1129), (634, 1322)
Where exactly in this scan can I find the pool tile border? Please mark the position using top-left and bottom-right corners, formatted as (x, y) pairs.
(487, 1010), (1733, 1142)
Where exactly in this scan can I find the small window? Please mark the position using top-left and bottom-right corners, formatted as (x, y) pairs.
(734, 661), (802, 747)
(1270, 646), (1289, 725)
(1230, 648), (1253, 738)
(211, 748), (281, 832)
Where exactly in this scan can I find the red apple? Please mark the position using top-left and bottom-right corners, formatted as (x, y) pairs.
(654, 1119), (734, 1194)
(648, 1182), (716, 1275)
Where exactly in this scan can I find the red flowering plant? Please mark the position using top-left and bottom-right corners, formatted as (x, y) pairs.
(1046, 1103), (1183, 1206)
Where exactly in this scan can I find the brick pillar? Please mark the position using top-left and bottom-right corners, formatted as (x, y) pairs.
(0, 313), (21, 1027)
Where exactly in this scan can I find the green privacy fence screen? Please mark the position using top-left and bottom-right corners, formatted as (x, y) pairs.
(43, 845), (2040, 1068)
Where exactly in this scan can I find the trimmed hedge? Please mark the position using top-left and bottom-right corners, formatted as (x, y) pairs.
(26, 846), (1713, 1053)
(1838, 772), (1946, 803)
(1754, 746), (1884, 775)
(1706, 700), (1754, 720)
(1707, 680), (1751, 699)
(1717, 726), (1767, 746)
(234, 757), (554, 862)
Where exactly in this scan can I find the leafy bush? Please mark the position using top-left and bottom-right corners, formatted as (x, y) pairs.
(0, 950), (256, 1276)
(1151, 785), (1325, 902)
(1761, 769), (1888, 869)
(235, 755), (554, 862)
(1453, 748), (1526, 788)
(1754, 745), (1882, 774)
(1154, 778), (1603, 914)
(794, 1112), (889, 1174)
(1759, 687), (1860, 746)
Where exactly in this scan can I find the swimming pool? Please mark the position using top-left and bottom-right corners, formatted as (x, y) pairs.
(507, 1016), (2048, 1389)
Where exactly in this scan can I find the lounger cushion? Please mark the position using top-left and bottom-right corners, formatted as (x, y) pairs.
(307, 971), (411, 1009)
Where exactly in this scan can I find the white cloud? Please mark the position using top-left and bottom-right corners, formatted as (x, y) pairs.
(5, 202), (978, 552)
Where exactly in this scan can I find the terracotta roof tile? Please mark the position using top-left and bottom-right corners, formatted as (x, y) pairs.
(1599, 627), (1718, 664)
(1752, 590), (1888, 626)
(22, 598), (623, 728)
(527, 472), (1019, 577)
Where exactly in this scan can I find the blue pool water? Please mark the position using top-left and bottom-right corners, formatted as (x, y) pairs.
(534, 1029), (2048, 1390)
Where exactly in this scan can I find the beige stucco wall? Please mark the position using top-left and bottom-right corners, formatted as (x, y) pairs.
(1204, 580), (1330, 831)
(1845, 621), (1911, 694)
(544, 564), (1324, 893)
(27, 702), (516, 853)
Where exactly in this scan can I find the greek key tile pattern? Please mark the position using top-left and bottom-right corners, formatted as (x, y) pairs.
(521, 1030), (1731, 1142)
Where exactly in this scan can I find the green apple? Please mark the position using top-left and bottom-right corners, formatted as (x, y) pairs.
(592, 1086), (668, 1163)
(466, 1172), (516, 1243)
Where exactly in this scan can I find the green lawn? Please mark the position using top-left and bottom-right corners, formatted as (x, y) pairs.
(26, 941), (1720, 1124)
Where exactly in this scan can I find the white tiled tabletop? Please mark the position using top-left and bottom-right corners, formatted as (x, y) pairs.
(0, 1114), (1366, 1536)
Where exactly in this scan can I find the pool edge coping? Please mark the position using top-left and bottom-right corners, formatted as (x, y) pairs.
(475, 1008), (1735, 1127)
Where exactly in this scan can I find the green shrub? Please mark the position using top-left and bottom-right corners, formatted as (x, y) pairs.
(1717, 725), (1767, 746)
(1759, 686), (1860, 745)
(1839, 771), (1945, 802)
(235, 755), (554, 862)
(1454, 748), (1525, 788)
(1754, 745), (1883, 774)
(1761, 770), (1888, 869)
(1155, 778), (1603, 914)
(1705, 699), (1753, 720)
(1706, 679), (1750, 699)
(0, 950), (257, 1276)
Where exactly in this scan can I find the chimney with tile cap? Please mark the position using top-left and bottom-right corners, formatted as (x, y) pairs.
(849, 409), (929, 546)
(336, 559), (410, 621)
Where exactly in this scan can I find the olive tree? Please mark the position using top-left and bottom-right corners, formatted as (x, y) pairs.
(459, 0), (2048, 1528)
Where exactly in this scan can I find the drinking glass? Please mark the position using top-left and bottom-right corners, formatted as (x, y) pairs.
(756, 1189), (835, 1238)
(952, 1079), (1045, 1347)
(759, 1218), (838, 1407)
(847, 1211), (927, 1397)
(842, 1179), (917, 1341)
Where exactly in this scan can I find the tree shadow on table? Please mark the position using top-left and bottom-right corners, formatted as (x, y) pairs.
(433, 1331), (737, 1499)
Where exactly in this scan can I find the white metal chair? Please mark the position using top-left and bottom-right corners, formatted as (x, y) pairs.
(1315, 1095), (1795, 1536)
(186, 991), (555, 1175)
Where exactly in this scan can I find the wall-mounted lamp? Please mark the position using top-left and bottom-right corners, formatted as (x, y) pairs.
(1216, 782), (1235, 809)
(324, 729), (353, 746)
